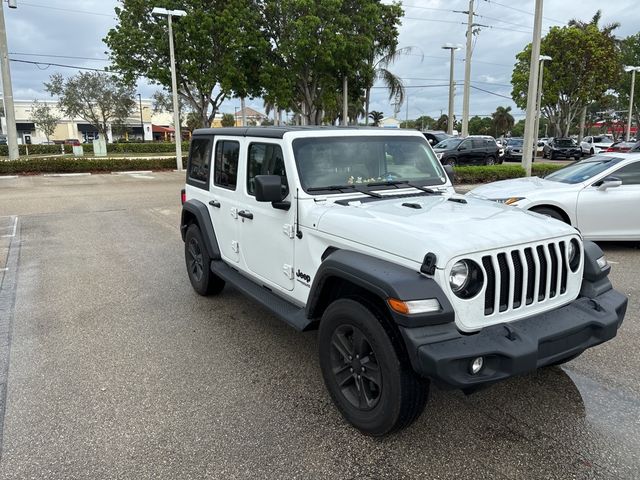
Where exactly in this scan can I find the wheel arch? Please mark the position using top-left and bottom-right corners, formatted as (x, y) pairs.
(306, 249), (455, 328)
(181, 199), (221, 260)
(528, 203), (572, 225)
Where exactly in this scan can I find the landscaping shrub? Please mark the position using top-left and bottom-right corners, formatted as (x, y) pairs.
(453, 163), (564, 184)
(0, 157), (177, 174)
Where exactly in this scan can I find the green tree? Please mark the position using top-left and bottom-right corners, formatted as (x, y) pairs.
(221, 113), (236, 127)
(105, 0), (264, 129)
(44, 72), (135, 139)
(511, 12), (621, 137)
(369, 111), (384, 127)
(186, 111), (203, 132)
(491, 106), (515, 137)
(259, 0), (403, 125)
(435, 114), (449, 131)
(30, 101), (60, 142)
(511, 119), (526, 137)
(468, 116), (493, 136)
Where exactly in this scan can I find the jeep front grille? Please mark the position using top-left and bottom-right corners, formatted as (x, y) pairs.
(482, 241), (569, 316)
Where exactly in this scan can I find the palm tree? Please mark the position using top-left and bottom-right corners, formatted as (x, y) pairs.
(492, 106), (515, 136)
(369, 111), (384, 127)
(568, 10), (620, 38)
(363, 46), (419, 125)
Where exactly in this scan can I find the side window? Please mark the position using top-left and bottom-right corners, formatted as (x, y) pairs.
(214, 140), (240, 190)
(612, 162), (640, 185)
(471, 139), (484, 149)
(247, 143), (289, 197)
(459, 139), (472, 150)
(187, 137), (212, 188)
(584, 137), (591, 143)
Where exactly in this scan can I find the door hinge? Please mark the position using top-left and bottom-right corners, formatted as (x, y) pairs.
(231, 241), (239, 253)
(230, 207), (238, 219)
(283, 224), (295, 239)
(283, 264), (293, 279)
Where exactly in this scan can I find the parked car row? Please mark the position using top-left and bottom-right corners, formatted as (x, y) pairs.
(432, 135), (502, 166)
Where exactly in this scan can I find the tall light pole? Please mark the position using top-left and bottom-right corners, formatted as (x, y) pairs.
(152, 7), (186, 171)
(532, 55), (552, 152)
(461, 0), (475, 137)
(137, 93), (145, 142)
(442, 44), (461, 135)
(624, 66), (640, 141)
(521, 0), (544, 177)
(0, 0), (19, 160)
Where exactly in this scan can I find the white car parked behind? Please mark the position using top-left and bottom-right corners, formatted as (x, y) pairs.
(581, 135), (614, 155)
(467, 153), (640, 241)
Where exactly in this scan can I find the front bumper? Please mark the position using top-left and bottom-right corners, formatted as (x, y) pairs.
(399, 288), (627, 389)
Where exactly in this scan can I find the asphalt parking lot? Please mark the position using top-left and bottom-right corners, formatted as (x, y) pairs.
(0, 172), (638, 479)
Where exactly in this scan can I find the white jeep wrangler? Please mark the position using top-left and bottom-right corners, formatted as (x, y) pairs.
(180, 127), (627, 436)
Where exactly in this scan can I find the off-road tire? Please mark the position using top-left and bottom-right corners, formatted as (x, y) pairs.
(318, 298), (429, 436)
(185, 224), (225, 296)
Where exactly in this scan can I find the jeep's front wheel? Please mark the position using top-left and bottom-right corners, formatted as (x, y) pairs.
(184, 224), (225, 296)
(318, 298), (429, 436)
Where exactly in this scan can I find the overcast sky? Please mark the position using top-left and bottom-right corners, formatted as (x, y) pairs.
(4, 0), (639, 123)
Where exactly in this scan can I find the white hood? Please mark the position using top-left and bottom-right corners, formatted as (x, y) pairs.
(313, 194), (578, 267)
(467, 176), (573, 200)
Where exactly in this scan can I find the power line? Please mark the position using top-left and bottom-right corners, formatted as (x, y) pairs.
(9, 58), (111, 73)
(17, 2), (115, 18)
(481, 0), (564, 24)
(9, 52), (109, 62)
(470, 84), (512, 100)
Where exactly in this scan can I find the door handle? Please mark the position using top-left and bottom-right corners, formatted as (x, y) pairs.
(238, 210), (253, 220)
(209, 200), (221, 208)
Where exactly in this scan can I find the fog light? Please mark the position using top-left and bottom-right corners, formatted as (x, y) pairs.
(596, 256), (608, 269)
(469, 357), (484, 375)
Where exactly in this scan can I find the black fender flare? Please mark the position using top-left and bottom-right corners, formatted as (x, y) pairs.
(180, 199), (221, 260)
(306, 249), (454, 327)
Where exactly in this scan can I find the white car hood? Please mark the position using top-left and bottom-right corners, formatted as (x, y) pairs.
(314, 194), (578, 266)
(467, 176), (574, 199)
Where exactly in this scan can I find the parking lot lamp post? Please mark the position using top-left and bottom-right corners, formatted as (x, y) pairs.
(137, 93), (145, 142)
(442, 44), (461, 135)
(533, 55), (552, 151)
(0, 0), (19, 160)
(152, 7), (186, 170)
(624, 66), (640, 141)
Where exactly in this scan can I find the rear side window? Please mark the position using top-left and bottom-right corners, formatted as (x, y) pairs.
(472, 139), (484, 148)
(214, 140), (240, 190)
(187, 137), (212, 188)
(612, 162), (640, 185)
(247, 143), (289, 196)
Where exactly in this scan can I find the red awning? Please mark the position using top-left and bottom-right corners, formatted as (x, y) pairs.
(152, 125), (175, 133)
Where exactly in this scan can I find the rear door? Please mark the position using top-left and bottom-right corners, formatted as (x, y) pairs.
(210, 136), (243, 263)
(457, 138), (473, 165)
(577, 160), (640, 240)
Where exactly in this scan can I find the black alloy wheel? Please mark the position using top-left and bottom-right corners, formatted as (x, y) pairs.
(184, 224), (225, 296)
(485, 156), (496, 166)
(329, 324), (382, 410)
(318, 298), (429, 436)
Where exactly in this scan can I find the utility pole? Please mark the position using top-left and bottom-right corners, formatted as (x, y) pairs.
(0, 1), (19, 160)
(137, 93), (145, 142)
(532, 55), (551, 153)
(342, 76), (348, 126)
(624, 66), (640, 141)
(442, 44), (461, 135)
(461, 0), (474, 138)
(521, 0), (544, 177)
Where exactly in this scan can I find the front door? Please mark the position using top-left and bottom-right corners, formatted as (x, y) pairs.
(577, 161), (640, 240)
(238, 141), (295, 291)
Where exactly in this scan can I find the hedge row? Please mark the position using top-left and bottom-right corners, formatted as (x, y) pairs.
(453, 163), (564, 184)
(0, 142), (190, 156)
(0, 156), (177, 174)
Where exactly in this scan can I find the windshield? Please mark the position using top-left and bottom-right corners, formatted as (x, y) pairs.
(544, 157), (623, 184)
(292, 136), (447, 192)
(555, 139), (575, 147)
(434, 138), (462, 149)
(432, 133), (450, 143)
(507, 138), (523, 146)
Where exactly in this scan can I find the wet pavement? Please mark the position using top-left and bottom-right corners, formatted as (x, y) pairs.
(0, 172), (637, 479)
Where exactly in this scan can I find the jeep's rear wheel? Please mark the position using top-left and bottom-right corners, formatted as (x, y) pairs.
(185, 224), (225, 296)
(318, 298), (429, 436)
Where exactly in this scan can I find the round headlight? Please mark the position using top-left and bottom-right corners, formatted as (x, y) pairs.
(449, 261), (470, 293)
(568, 239), (581, 272)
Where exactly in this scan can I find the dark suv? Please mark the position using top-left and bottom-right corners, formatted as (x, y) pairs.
(543, 138), (581, 160)
(503, 137), (524, 161)
(433, 136), (501, 166)
(422, 130), (451, 146)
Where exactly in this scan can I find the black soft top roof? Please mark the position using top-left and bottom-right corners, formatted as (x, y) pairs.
(192, 126), (390, 139)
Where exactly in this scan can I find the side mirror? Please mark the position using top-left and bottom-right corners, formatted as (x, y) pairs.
(595, 176), (622, 191)
(443, 164), (455, 184)
(457, 145), (466, 151)
(255, 175), (291, 210)
(428, 138), (435, 144)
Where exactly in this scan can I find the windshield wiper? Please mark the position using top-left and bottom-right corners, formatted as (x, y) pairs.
(306, 184), (381, 198)
(366, 179), (441, 195)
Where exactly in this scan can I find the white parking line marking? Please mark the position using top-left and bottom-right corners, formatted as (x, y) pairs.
(112, 171), (153, 175)
(0, 176), (18, 180)
(0, 268), (7, 272)
(1, 217), (17, 238)
(43, 173), (91, 177)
